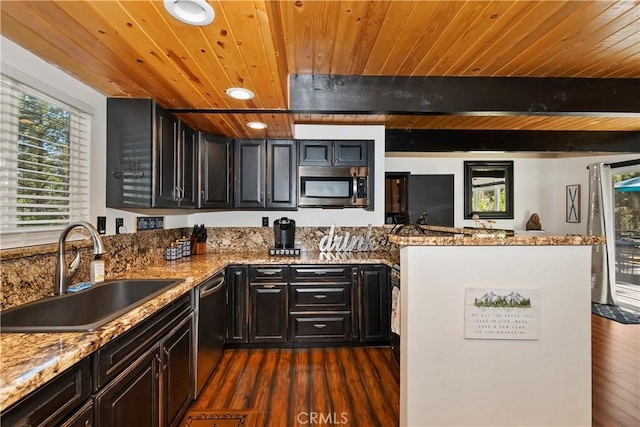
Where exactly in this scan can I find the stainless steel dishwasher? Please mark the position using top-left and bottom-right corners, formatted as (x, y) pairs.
(193, 271), (226, 398)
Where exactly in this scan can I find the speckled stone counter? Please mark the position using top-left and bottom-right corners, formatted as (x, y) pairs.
(388, 229), (606, 246)
(0, 250), (397, 411)
(1, 226), (398, 310)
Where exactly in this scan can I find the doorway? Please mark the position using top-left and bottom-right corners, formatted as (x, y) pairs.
(613, 166), (640, 313)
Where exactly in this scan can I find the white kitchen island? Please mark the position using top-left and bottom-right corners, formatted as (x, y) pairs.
(389, 230), (605, 427)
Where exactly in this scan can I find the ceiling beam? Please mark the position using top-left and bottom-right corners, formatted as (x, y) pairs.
(290, 75), (640, 116)
(385, 130), (640, 153)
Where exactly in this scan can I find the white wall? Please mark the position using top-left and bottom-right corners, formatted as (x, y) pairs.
(190, 124), (386, 227)
(401, 245), (593, 426)
(387, 153), (639, 233)
(386, 154), (557, 231)
(552, 154), (639, 235)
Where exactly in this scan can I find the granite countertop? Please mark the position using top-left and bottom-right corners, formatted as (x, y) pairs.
(0, 250), (397, 411)
(389, 226), (606, 246)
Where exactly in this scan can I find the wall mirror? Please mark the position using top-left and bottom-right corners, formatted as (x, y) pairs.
(464, 161), (514, 219)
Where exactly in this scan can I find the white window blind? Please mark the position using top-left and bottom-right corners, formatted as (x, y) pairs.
(0, 74), (90, 249)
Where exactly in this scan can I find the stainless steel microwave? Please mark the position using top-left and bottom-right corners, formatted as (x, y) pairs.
(298, 166), (369, 208)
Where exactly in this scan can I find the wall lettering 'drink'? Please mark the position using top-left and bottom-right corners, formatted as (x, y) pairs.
(318, 224), (376, 252)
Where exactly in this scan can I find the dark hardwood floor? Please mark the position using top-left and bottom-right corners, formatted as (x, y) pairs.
(188, 314), (639, 426)
(189, 346), (399, 426)
(592, 313), (640, 427)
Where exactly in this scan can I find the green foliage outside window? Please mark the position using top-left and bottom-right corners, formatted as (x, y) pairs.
(473, 187), (506, 212)
(614, 173), (640, 237)
(16, 93), (71, 226)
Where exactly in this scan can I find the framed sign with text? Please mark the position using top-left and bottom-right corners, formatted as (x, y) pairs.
(464, 288), (540, 340)
(566, 184), (580, 223)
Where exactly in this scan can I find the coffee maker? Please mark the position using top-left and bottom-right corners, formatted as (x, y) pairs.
(273, 217), (295, 249)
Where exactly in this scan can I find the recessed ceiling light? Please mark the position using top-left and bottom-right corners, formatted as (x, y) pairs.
(226, 87), (255, 100)
(247, 121), (267, 130)
(164, 0), (215, 26)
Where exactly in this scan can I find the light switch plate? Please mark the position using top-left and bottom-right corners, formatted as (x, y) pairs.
(115, 218), (124, 234)
(97, 216), (106, 235)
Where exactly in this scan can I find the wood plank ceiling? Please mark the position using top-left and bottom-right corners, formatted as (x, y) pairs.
(1, 0), (639, 141)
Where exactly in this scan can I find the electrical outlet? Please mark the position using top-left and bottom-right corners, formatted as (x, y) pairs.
(97, 216), (106, 235)
(262, 216), (269, 227)
(115, 218), (124, 234)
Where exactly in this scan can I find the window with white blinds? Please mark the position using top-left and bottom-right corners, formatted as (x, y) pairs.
(0, 74), (90, 249)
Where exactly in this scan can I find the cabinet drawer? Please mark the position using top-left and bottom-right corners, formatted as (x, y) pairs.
(290, 285), (351, 311)
(94, 293), (192, 388)
(2, 357), (91, 427)
(290, 265), (351, 282)
(249, 265), (289, 282)
(290, 314), (351, 342)
(60, 400), (93, 427)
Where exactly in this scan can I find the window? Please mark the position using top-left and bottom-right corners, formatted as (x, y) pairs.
(463, 161), (514, 219)
(612, 165), (640, 313)
(0, 74), (91, 248)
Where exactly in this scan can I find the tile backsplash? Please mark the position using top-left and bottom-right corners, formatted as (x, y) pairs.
(0, 226), (396, 310)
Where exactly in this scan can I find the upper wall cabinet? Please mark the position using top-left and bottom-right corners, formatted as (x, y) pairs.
(267, 140), (298, 209)
(234, 139), (297, 210)
(106, 98), (196, 208)
(199, 134), (233, 209)
(299, 140), (369, 167)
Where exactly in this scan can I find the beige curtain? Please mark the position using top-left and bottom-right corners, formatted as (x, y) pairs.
(587, 163), (616, 304)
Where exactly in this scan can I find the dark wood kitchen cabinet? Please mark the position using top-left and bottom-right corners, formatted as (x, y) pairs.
(155, 107), (181, 207)
(61, 400), (94, 427)
(1, 357), (92, 427)
(199, 133), (233, 208)
(289, 265), (353, 343)
(248, 265), (288, 343)
(226, 263), (390, 347)
(234, 139), (297, 209)
(95, 293), (194, 427)
(266, 139), (297, 209)
(95, 345), (161, 427)
(250, 284), (288, 343)
(161, 315), (194, 427)
(358, 265), (390, 343)
(299, 140), (370, 167)
(226, 266), (249, 344)
(176, 121), (198, 208)
(106, 98), (196, 208)
(234, 139), (265, 208)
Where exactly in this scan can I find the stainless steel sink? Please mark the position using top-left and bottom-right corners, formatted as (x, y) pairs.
(0, 279), (183, 333)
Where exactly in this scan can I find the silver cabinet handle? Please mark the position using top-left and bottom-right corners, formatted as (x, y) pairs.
(200, 276), (225, 297)
(155, 353), (162, 374)
(314, 323), (327, 329)
(314, 294), (327, 299)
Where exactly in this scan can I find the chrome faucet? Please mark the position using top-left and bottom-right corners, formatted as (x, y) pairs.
(54, 221), (105, 295)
